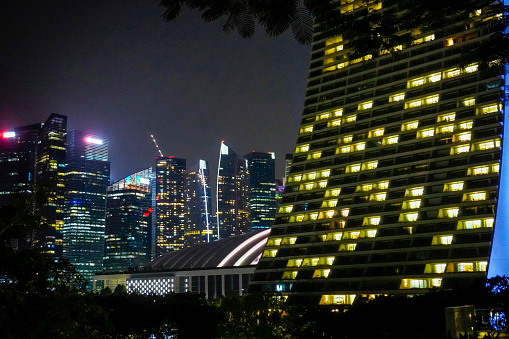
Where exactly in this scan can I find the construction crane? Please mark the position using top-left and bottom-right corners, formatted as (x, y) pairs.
(150, 134), (164, 157)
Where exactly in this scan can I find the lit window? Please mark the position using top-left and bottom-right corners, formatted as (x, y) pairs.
(439, 207), (459, 218)
(362, 161), (378, 170)
(457, 120), (473, 130)
(417, 128), (435, 138)
(318, 180), (328, 188)
(358, 101), (373, 110)
(425, 263), (447, 274)
(325, 45), (344, 54)
(451, 144), (470, 155)
(432, 235), (453, 245)
(438, 113), (455, 122)
(377, 181), (389, 189)
(318, 169), (331, 178)
(467, 163), (499, 176)
(457, 218), (495, 230)
(329, 119), (342, 127)
(408, 77), (425, 88)
(342, 135), (353, 143)
(424, 95), (439, 105)
(309, 152), (322, 160)
(267, 238), (282, 246)
(295, 215), (304, 222)
(302, 257), (320, 267)
(346, 164), (361, 173)
(322, 210), (336, 219)
(325, 35), (343, 46)
(344, 115), (357, 123)
(301, 182), (315, 191)
(296, 144), (310, 153)
(326, 232), (343, 241)
(473, 139), (501, 151)
(405, 187), (424, 197)
(446, 38), (455, 46)
(390, 93), (405, 102)
(334, 109), (343, 117)
(400, 278), (442, 289)
(369, 128), (385, 138)
(300, 125), (314, 133)
(282, 237), (297, 245)
(308, 212), (319, 221)
(368, 2), (382, 11)
(436, 124), (455, 134)
(402, 199), (421, 209)
(364, 229), (377, 238)
(453, 132), (471, 142)
(292, 174), (302, 182)
(319, 294), (356, 305)
(338, 145), (351, 154)
(282, 271), (298, 279)
(305, 172), (316, 180)
(444, 68), (461, 78)
(406, 99), (422, 109)
(443, 181), (464, 192)
(341, 209), (350, 217)
(382, 135), (399, 145)
(317, 112), (330, 120)
(463, 191), (487, 202)
(464, 63), (479, 73)
(287, 258), (303, 267)
(325, 188), (341, 197)
(370, 192), (387, 201)
(479, 104), (502, 115)
(457, 263), (474, 272)
(425, 34), (435, 42)
(399, 212), (418, 222)
(477, 261), (488, 272)
(402, 121), (419, 131)
(278, 205), (294, 213)
(339, 243), (357, 251)
(363, 216), (381, 226)
(353, 142), (365, 151)
(462, 97), (476, 107)
(313, 269), (331, 278)
(262, 249), (278, 257)
(359, 183), (373, 191)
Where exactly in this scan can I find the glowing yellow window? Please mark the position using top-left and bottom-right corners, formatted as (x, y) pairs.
(369, 128), (385, 138)
(302, 257), (320, 267)
(399, 212), (418, 222)
(424, 95), (439, 105)
(344, 115), (357, 123)
(362, 161), (378, 170)
(338, 145), (351, 154)
(310, 152), (322, 159)
(463, 191), (487, 202)
(382, 135), (399, 145)
(292, 174), (302, 182)
(325, 45), (343, 55)
(295, 214), (305, 222)
(408, 77), (425, 88)
(345, 231), (360, 239)
(402, 200), (421, 209)
(444, 68), (461, 78)
(406, 99), (422, 109)
(473, 139), (501, 151)
(300, 125), (314, 134)
(282, 271), (298, 279)
(377, 180), (389, 189)
(346, 164), (361, 173)
(436, 124), (455, 134)
(439, 207), (459, 218)
(444, 181), (464, 192)
(417, 128), (435, 138)
(363, 216), (381, 226)
(370, 192), (386, 201)
(368, 2), (382, 11)
(325, 188), (341, 197)
(358, 101), (373, 110)
(353, 143), (365, 152)
(453, 132), (471, 142)
(317, 112), (330, 120)
(477, 261), (488, 272)
(318, 170), (330, 178)
(262, 249), (278, 257)
(451, 144), (470, 155)
(329, 119), (342, 127)
(308, 212), (319, 221)
(468, 164), (499, 176)
(278, 205), (294, 213)
(359, 183), (373, 191)
(364, 229), (377, 238)
(334, 109), (343, 117)
(341, 209), (350, 217)
(322, 199), (338, 208)
(446, 38), (455, 46)
(462, 98), (476, 107)
(458, 120), (473, 130)
(425, 34), (435, 42)
(305, 172), (317, 180)
(326, 35), (343, 45)
(266, 238), (282, 246)
(426, 72), (441, 83)
(402, 121), (419, 131)
(432, 235), (453, 245)
(313, 269), (331, 278)
(342, 135), (353, 143)
(319, 256), (335, 265)
(425, 263), (447, 273)
(296, 144), (310, 153)
(464, 63), (479, 73)
(282, 237), (297, 245)
(326, 232), (343, 241)
(339, 243), (357, 251)
(322, 210), (336, 219)
(480, 104), (501, 114)
(438, 113), (455, 123)
(390, 93), (405, 102)
(319, 294), (356, 305)
(457, 263), (474, 272)
(317, 180), (328, 189)
(287, 258), (303, 267)
(301, 183), (315, 191)
(401, 278), (442, 289)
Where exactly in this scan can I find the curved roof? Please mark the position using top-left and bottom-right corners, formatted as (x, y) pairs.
(148, 229), (270, 270)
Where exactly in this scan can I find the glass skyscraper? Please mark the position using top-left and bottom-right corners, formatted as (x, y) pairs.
(64, 130), (110, 286)
(250, 2), (508, 305)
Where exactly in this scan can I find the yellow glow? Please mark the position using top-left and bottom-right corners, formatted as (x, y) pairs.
(334, 109), (343, 117)
(425, 34), (435, 42)
(369, 128), (385, 138)
(424, 95), (439, 105)
(319, 294), (356, 305)
(346, 164), (361, 173)
(458, 120), (473, 130)
(408, 77), (425, 88)
(426, 72), (441, 83)
(326, 232), (343, 241)
(400, 278), (442, 289)
(451, 144), (470, 155)
(370, 192), (386, 201)
(282, 237), (297, 245)
(480, 103), (502, 114)
(325, 188), (341, 197)
(399, 212), (418, 222)
(417, 128), (435, 138)
(305, 172), (317, 180)
(468, 163), (499, 176)
(278, 205), (294, 213)
(437, 113), (455, 122)
(453, 132), (471, 142)
(325, 35), (342, 46)
(313, 269), (331, 278)
(296, 144), (309, 153)
(382, 135), (399, 145)
(292, 174), (302, 182)
(287, 258), (303, 267)
(282, 271), (298, 279)
(358, 101), (373, 110)
(266, 238), (282, 246)
(377, 180), (389, 189)
(439, 208), (459, 218)
(345, 231), (360, 239)
(344, 115), (357, 123)
(300, 125), (314, 134)
(323, 199), (338, 208)
(329, 119), (342, 127)
(360, 183), (373, 191)
(432, 235), (453, 245)
(310, 152), (322, 159)
(318, 180), (328, 188)
(444, 68), (461, 78)
(390, 93), (405, 102)
(318, 169), (331, 178)
(463, 191), (487, 202)
(406, 99), (422, 109)
(338, 145), (351, 154)
(436, 124), (455, 134)
(446, 38), (454, 46)
(262, 249), (278, 257)
(402, 199), (421, 209)
(363, 216), (381, 226)
(402, 121), (419, 131)
(463, 97), (476, 107)
(341, 209), (350, 217)
(365, 229), (377, 238)
(444, 181), (464, 192)
(464, 63), (479, 73)
(317, 112), (330, 120)
(473, 139), (501, 151)
(457, 218), (494, 230)
(353, 142), (365, 151)
(342, 135), (353, 143)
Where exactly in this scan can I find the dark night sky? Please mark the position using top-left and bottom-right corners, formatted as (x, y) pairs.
(0, 1), (310, 183)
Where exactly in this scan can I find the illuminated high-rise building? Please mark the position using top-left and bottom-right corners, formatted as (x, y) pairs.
(250, 2), (508, 304)
(244, 152), (277, 230)
(64, 130), (110, 286)
(185, 159), (214, 247)
(216, 141), (250, 239)
(104, 168), (153, 273)
(156, 156), (186, 256)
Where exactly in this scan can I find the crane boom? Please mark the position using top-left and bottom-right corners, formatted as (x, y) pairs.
(150, 134), (164, 157)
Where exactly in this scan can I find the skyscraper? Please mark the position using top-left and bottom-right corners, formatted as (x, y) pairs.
(244, 152), (277, 230)
(156, 156), (186, 256)
(185, 159), (214, 247)
(216, 141), (250, 239)
(250, 2), (508, 305)
(104, 168), (153, 273)
(64, 130), (110, 285)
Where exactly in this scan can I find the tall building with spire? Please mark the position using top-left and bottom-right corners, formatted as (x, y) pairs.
(250, 2), (508, 305)
(216, 141), (250, 239)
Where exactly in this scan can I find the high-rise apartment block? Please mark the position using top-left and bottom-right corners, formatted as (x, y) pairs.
(216, 141), (250, 239)
(250, 2), (508, 305)
(64, 130), (110, 285)
(244, 152), (277, 230)
(156, 156), (186, 256)
(104, 168), (153, 273)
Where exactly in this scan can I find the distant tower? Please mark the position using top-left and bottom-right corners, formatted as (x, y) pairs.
(104, 168), (153, 273)
(216, 141), (250, 239)
(64, 130), (110, 286)
(244, 152), (277, 230)
(185, 159), (214, 247)
(283, 153), (293, 186)
(156, 156), (186, 256)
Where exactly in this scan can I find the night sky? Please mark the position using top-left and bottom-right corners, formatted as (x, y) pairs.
(1, 1), (310, 182)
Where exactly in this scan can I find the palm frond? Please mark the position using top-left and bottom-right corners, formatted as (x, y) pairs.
(291, 6), (314, 44)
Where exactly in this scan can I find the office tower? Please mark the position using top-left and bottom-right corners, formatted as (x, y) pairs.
(104, 168), (153, 273)
(244, 152), (277, 230)
(34, 114), (67, 259)
(64, 130), (110, 286)
(283, 153), (293, 186)
(156, 156), (186, 256)
(250, 3), (507, 305)
(185, 159), (214, 247)
(216, 141), (250, 239)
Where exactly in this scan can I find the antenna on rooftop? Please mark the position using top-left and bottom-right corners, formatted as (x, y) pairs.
(150, 134), (164, 157)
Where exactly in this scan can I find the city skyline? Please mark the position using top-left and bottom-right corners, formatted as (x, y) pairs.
(0, 1), (310, 183)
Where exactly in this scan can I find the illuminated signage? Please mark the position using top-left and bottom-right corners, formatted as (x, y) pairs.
(85, 137), (103, 145)
(199, 159), (207, 169)
(139, 178), (150, 185)
(2, 131), (15, 138)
